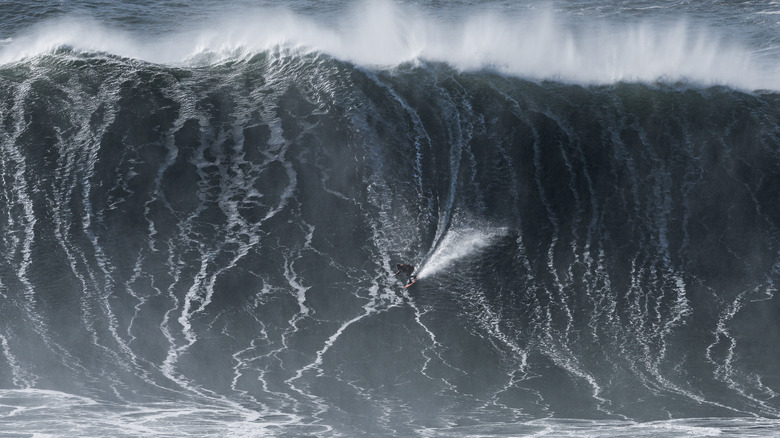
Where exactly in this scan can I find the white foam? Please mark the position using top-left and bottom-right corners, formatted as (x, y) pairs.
(417, 227), (507, 279)
(1, 1), (779, 90)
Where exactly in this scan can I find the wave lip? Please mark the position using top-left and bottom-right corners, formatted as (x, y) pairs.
(1, 1), (779, 90)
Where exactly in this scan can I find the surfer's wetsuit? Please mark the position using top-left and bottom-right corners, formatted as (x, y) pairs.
(395, 264), (414, 275)
(395, 263), (415, 284)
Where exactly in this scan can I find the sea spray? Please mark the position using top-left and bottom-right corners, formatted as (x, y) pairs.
(0, 0), (777, 90)
(417, 227), (508, 279)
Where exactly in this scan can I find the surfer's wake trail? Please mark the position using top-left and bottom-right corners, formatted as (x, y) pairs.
(417, 227), (507, 279)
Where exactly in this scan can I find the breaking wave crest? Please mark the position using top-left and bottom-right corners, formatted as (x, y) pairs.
(1, 0), (779, 90)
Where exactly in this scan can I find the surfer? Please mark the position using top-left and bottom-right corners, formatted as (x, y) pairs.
(395, 263), (414, 276)
(395, 263), (416, 286)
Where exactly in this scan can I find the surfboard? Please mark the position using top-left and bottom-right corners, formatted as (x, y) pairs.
(403, 278), (417, 289)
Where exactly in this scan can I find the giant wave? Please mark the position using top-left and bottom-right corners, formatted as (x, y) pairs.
(1, 3), (780, 436)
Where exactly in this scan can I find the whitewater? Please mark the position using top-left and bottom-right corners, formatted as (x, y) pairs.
(1, 0), (780, 436)
(1, 1), (779, 90)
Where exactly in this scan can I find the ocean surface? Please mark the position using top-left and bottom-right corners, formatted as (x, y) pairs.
(1, 0), (780, 436)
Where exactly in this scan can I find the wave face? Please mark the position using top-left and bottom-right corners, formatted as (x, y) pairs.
(1, 43), (780, 436)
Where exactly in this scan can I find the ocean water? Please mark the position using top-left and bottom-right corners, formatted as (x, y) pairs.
(1, 0), (780, 436)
